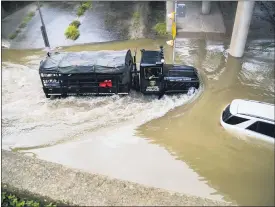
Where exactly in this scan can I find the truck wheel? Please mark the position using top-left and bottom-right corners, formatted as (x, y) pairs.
(45, 94), (50, 98)
(61, 94), (67, 98)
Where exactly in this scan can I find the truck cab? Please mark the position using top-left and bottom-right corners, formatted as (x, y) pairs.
(132, 46), (200, 96)
(138, 47), (165, 94)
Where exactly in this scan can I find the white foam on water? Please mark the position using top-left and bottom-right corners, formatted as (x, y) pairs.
(206, 41), (225, 53)
(240, 59), (275, 94)
(2, 59), (200, 149)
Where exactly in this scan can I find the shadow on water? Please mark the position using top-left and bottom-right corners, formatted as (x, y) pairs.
(136, 39), (274, 206)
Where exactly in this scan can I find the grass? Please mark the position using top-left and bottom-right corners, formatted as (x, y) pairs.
(133, 11), (140, 20)
(64, 25), (80, 40)
(18, 11), (36, 28)
(28, 11), (35, 17)
(1, 191), (56, 207)
(132, 11), (140, 28)
(19, 22), (27, 28)
(70, 20), (81, 28)
(8, 29), (22, 39)
(152, 22), (168, 36)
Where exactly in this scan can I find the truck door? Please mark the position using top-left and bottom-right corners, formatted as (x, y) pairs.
(142, 66), (162, 94)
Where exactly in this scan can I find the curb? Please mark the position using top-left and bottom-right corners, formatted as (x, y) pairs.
(2, 150), (237, 206)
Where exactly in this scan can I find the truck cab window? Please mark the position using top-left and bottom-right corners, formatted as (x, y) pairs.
(144, 67), (161, 79)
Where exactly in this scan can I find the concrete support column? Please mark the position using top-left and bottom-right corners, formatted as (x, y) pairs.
(229, 1), (255, 58)
(201, 1), (211, 15)
(166, 1), (175, 32)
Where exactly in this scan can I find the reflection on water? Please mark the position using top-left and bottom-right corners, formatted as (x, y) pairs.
(137, 38), (274, 206)
(2, 38), (274, 206)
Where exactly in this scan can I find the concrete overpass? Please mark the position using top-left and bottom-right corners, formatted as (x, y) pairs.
(166, 1), (255, 58)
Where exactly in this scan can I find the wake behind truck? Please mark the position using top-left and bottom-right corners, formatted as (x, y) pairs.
(39, 46), (200, 99)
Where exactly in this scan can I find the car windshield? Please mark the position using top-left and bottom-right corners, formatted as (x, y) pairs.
(222, 104), (232, 121)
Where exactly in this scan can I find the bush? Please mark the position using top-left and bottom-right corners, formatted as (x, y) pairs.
(132, 11), (140, 28)
(1, 191), (56, 207)
(65, 25), (80, 40)
(8, 33), (17, 39)
(153, 22), (168, 36)
(28, 11), (35, 17)
(77, 6), (85, 16)
(77, 1), (92, 16)
(82, 1), (92, 10)
(24, 15), (33, 23)
(70, 20), (81, 28)
(19, 22), (27, 28)
(133, 11), (140, 20)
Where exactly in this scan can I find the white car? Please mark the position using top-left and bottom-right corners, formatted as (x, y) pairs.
(220, 99), (274, 143)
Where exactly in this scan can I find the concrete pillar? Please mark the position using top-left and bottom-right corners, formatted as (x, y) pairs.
(201, 1), (211, 15)
(166, 1), (175, 32)
(229, 1), (255, 58)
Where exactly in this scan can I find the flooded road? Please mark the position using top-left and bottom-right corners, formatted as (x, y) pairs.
(2, 38), (274, 206)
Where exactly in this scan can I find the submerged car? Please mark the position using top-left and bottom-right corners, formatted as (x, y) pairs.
(220, 99), (275, 143)
(39, 46), (200, 99)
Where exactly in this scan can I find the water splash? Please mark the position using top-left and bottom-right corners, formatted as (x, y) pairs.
(2, 57), (199, 149)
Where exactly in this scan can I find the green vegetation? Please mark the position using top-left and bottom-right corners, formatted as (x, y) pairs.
(1, 191), (56, 207)
(21, 11), (36, 26)
(19, 22), (27, 28)
(82, 1), (92, 10)
(77, 1), (92, 17)
(152, 22), (168, 36)
(64, 1), (92, 40)
(77, 6), (85, 17)
(11, 10), (36, 38)
(132, 11), (140, 28)
(70, 20), (81, 28)
(64, 25), (80, 40)
(133, 11), (140, 21)
(8, 33), (17, 39)
(9, 28), (22, 39)
(28, 11), (35, 17)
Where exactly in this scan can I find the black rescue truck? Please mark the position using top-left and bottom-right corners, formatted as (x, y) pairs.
(39, 46), (200, 99)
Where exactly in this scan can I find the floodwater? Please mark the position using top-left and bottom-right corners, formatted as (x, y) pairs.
(2, 38), (274, 206)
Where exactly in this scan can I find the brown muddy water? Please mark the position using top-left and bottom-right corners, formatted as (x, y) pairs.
(2, 38), (274, 206)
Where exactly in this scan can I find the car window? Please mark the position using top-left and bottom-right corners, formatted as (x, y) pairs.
(247, 121), (275, 138)
(224, 115), (249, 125)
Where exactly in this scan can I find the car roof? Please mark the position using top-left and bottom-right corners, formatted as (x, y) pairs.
(229, 99), (274, 122)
